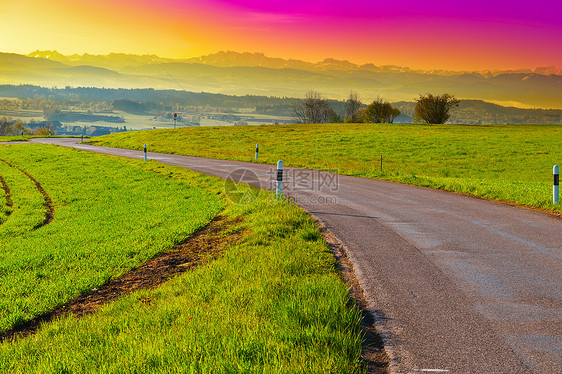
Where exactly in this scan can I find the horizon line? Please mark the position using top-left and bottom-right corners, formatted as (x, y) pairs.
(10, 49), (562, 75)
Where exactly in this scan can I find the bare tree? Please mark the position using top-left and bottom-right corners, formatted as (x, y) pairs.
(0, 117), (11, 136)
(33, 122), (56, 136)
(292, 91), (338, 124)
(414, 93), (460, 124)
(0, 117), (32, 136)
(363, 98), (401, 123)
(12, 122), (32, 135)
(344, 91), (363, 123)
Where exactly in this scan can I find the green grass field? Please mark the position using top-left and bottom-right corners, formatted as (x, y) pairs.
(0, 144), (223, 332)
(0, 145), (365, 372)
(90, 123), (562, 213)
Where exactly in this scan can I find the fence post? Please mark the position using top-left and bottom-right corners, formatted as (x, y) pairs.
(276, 160), (283, 198)
(554, 165), (559, 204)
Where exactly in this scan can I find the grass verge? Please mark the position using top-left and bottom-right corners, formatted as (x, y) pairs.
(0, 136), (85, 142)
(89, 123), (562, 213)
(0, 137), (27, 142)
(0, 146), (367, 373)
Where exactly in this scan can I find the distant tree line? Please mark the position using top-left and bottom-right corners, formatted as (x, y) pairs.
(2, 85), (558, 124)
(111, 99), (157, 114)
(292, 91), (461, 124)
(0, 117), (56, 136)
(0, 85), (302, 113)
(0, 117), (130, 137)
(44, 109), (125, 123)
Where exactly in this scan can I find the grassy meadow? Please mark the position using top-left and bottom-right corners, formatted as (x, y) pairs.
(0, 144), (224, 332)
(90, 123), (562, 213)
(0, 145), (365, 372)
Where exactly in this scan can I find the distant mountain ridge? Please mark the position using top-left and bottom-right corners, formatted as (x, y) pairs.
(27, 50), (562, 76)
(0, 51), (560, 109)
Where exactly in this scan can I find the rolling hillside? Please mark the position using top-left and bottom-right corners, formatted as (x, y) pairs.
(1, 51), (560, 108)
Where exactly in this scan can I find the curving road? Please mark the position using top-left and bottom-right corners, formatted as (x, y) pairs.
(20, 139), (562, 373)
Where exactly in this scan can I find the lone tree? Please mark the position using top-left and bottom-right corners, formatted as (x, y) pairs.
(414, 93), (460, 124)
(343, 91), (363, 123)
(293, 91), (339, 124)
(363, 98), (401, 123)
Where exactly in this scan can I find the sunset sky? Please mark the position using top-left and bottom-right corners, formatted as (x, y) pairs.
(1, 0), (561, 71)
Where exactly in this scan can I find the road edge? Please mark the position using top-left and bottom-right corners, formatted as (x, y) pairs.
(315, 219), (392, 374)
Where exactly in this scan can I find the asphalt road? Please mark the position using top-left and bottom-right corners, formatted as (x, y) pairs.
(18, 139), (562, 373)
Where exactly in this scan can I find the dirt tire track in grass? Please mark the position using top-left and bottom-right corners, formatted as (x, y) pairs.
(0, 158), (54, 229)
(0, 175), (13, 213)
(0, 215), (244, 343)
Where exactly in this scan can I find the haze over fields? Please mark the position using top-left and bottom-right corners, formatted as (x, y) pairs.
(1, 51), (561, 109)
(1, 0), (561, 109)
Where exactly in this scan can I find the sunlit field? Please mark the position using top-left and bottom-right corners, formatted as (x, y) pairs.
(0, 145), (223, 331)
(0, 145), (365, 372)
(91, 123), (562, 213)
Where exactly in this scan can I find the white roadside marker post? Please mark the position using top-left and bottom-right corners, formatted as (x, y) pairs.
(255, 144), (259, 160)
(276, 160), (283, 198)
(554, 165), (559, 204)
(144, 144), (147, 162)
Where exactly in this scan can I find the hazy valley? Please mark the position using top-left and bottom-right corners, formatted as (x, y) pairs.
(1, 50), (561, 110)
(1, 84), (561, 137)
